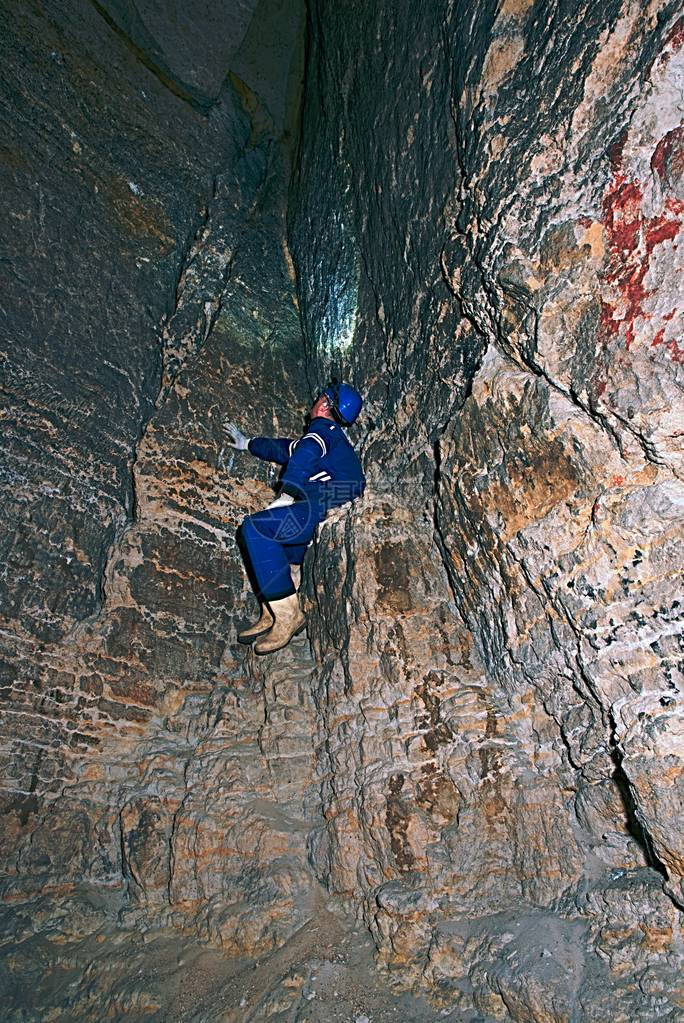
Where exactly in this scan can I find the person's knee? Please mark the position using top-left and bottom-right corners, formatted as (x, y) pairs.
(238, 516), (257, 548)
(241, 514), (276, 552)
(241, 514), (258, 533)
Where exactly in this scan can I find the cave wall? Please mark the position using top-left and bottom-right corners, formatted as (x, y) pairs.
(1, 0), (683, 1020)
(290, 1), (684, 1017)
(1, 0), (322, 960)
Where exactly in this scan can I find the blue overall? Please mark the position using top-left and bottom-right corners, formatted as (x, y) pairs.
(238, 417), (365, 601)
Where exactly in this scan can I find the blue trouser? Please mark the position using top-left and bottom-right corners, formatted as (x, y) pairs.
(238, 502), (321, 602)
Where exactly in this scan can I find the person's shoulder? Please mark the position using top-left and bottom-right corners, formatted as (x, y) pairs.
(305, 417), (344, 452)
(307, 417), (340, 437)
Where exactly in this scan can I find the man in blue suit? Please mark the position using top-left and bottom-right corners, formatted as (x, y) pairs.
(224, 381), (365, 654)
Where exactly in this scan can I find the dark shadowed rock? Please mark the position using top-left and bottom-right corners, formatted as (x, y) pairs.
(1, 1), (683, 1021)
(290, 1), (684, 1018)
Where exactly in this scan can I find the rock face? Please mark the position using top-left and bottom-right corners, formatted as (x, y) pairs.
(290, 1), (684, 1018)
(1, 0), (317, 964)
(1, 1), (683, 1021)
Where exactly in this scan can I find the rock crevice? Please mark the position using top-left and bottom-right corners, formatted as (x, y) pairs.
(1, 1), (683, 1021)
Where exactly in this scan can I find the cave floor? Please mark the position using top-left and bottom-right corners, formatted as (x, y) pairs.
(0, 897), (483, 1023)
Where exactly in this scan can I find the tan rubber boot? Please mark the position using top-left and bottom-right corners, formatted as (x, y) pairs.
(254, 593), (306, 654)
(237, 602), (274, 644)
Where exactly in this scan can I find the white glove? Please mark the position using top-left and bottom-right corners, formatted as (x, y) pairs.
(223, 420), (250, 451)
(266, 494), (295, 510)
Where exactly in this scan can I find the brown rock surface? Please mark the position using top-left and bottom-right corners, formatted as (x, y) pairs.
(290, 1), (684, 1019)
(2, 1), (683, 1021)
(1, 0), (316, 971)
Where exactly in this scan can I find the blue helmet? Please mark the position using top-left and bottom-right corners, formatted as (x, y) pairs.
(323, 381), (363, 425)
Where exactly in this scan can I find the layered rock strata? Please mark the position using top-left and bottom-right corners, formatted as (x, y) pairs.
(1, 1), (683, 1021)
(1, 0), (319, 964)
(291, 1), (684, 1018)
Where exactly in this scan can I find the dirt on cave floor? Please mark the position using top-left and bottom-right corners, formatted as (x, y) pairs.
(0, 891), (488, 1023)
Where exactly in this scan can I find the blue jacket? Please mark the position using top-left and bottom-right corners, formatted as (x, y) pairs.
(248, 417), (365, 519)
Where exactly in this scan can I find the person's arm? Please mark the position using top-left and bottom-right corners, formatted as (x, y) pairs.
(248, 437), (296, 466)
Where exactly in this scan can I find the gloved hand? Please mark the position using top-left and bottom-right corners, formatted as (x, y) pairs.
(266, 493), (295, 510)
(223, 420), (250, 451)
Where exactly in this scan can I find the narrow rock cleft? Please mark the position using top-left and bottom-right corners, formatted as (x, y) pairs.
(1, 1), (683, 1021)
(289, 1), (684, 1018)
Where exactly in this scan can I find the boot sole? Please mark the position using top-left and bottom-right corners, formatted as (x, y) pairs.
(253, 621), (306, 655)
(237, 626), (273, 645)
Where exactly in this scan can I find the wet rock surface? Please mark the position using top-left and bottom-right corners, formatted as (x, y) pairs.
(2, 1), (683, 1021)
(1, 0), (317, 979)
(290, 1), (684, 1019)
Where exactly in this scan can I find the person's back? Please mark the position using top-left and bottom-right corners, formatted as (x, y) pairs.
(277, 415), (364, 518)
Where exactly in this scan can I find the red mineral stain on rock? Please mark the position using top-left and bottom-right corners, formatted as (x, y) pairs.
(651, 327), (684, 362)
(645, 213), (680, 253)
(651, 126), (684, 183)
(600, 300), (620, 336)
(603, 175), (643, 255)
(608, 129), (629, 173)
(663, 339), (683, 363)
(104, 176), (176, 252)
(599, 156), (682, 354)
(666, 16), (684, 52)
